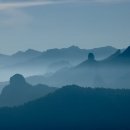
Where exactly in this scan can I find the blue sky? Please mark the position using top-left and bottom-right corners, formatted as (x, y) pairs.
(0, 0), (130, 54)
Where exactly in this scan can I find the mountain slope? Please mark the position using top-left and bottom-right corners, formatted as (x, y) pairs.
(0, 74), (57, 107)
(0, 85), (130, 129)
(29, 45), (117, 65)
(25, 46), (130, 88)
(11, 49), (41, 60)
(0, 46), (117, 82)
(104, 46), (130, 65)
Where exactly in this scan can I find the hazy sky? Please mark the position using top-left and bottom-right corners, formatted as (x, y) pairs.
(0, 0), (130, 54)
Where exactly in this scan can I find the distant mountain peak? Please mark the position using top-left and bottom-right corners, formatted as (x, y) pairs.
(68, 45), (80, 49)
(104, 49), (121, 61)
(10, 74), (26, 87)
(77, 53), (97, 68)
(121, 46), (130, 57)
(25, 49), (41, 54)
(26, 49), (35, 52)
(0, 74), (56, 107)
(105, 45), (116, 49)
(12, 51), (23, 56)
(11, 49), (41, 60)
(88, 53), (95, 62)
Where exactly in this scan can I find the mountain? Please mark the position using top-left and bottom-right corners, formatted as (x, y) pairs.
(0, 85), (130, 129)
(77, 46), (130, 65)
(0, 49), (42, 82)
(7, 49), (42, 66)
(103, 46), (130, 65)
(114, 46), (130, 64)
(76, 46), (130, 88)
(32, 45), (117, 65)
(77, 52), (98, 68)
(11, 49), (41, 60)
(120, 46), (130, 58)
(14, 45), (116, 71)
(24, 46), (130, 88)
(103, 49), (121, 61)
(0, 46), (118, 65)
(0, 74), (57, 107)
(0, 49), (42, 67)
(0, 46), (117, 82)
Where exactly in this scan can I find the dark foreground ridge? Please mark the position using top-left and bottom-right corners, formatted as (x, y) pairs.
(0, 85), (130, 130)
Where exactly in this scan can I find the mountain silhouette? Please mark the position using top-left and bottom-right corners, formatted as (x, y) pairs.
(0, 46), (117, 82)
(0, 46), (124, 89)
(0, 85), (130, 129)
(115, 46), (130, 64)
(0, 49), (42, 74)
(104, 49), (121, 61)
(77, 53), (98, 68)
(35, 45), (117, 64)
(12, 49), (41, 59)
(10, 74), (27, 86)
(23, 46), (130, 88)
(0, 74), (56, 107)
(78, 47), (130, 66)
(104, 46), (130, 65)
(120, 46), (130, 58)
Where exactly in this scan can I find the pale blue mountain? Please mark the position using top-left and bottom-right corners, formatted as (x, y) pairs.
(8, 49), (42, 65)
(103, 49), (121, 62)
(101, 46), (130, 66)
(0, 46), (129, 91)
(0, 49), (42, 68)
(37, 45), (117, 64)
(0, 45), (117, 67)
(12, 49), (41, 59)
(24, 46), (130, 89)
(11, 45), (116, 71)
(0, 46), (117, 82)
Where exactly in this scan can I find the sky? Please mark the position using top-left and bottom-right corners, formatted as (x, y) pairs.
(0, 0), (130, 54)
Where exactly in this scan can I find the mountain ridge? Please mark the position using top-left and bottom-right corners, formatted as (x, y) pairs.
(0, 74), (57, 107)
(0, 46), (117, 82)
(0, 85), (130, 129)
